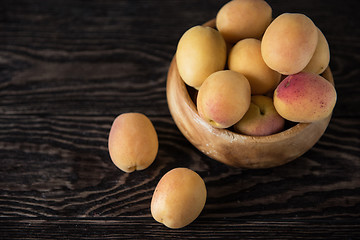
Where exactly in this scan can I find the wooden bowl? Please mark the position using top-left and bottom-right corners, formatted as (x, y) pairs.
(166, 20), (334, 169)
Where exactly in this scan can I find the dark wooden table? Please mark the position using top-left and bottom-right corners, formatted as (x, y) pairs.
(0, 0), (359, 239)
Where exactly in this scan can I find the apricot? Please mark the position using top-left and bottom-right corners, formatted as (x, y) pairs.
(197, 70), (251, 128)
(302, 28), (330, 74)
(234, 95), (285, 136)
(228, 38), (281, 95)
(273, 72), (337, 123)
(176, 25), (227, 89)
(261, 13), (318, 75)
(108, 113), (158, 173)
(216, 0), (272, 43)
(151, 168), (207, 229)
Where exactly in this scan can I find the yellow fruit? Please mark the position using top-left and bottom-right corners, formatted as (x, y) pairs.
(216, 0), (272, 43)
(228, 38), (281, 94)
(176, 25), (227, 89)
(261, 13), (318, 75)
(108, 113), (158, 172)
(151, 168), (207, 229)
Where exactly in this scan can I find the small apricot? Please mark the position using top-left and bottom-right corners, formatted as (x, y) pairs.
(228, 38), (281, 95)
(151, 168), (207, 229)
(216, 0), (272, 43)
(274, 72), (337, 123)
(197, 70), (251, 128)
(261, 13), (318, 75)
(302, 28), (330, 74)
(108, 113), (158, 173)
(176, 25), (227, 89)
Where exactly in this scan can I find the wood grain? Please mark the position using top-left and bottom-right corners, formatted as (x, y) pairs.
(0, 0), (359, 239)
(1, 218), (359, 239)
(0, 116), (358, 219)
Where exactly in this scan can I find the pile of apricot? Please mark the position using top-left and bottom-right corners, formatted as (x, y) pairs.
(176, 0), (336, 136)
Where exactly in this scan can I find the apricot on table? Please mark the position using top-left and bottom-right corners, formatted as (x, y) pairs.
(108, 113), (158, 173)
(151, 168), (207, 229)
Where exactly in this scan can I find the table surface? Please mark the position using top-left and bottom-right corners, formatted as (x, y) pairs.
(0, 0), (359, 239)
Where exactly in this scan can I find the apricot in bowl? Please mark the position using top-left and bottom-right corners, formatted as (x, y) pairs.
(166, 20), (334, 169)
(167, 58), (333, 168)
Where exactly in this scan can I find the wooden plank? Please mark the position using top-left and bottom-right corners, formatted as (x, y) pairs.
(0, 1), (358, 117)
(0, 218), (359, 239)
(0, 0), (359, 238)
(0, 117), (358, 218)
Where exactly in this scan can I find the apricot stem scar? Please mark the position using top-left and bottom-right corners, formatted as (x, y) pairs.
(285, 80), (291, 88)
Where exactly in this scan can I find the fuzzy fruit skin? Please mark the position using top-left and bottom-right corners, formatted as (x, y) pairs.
(274, 72), (337, 123)
(216, 0), (272, 43)
(302, 28), (330, 74)
(261, 13), (318, 75)
(197, 70), (251, 128)
(228, 38), (281, 95)
(176, 25), (227, 89)
(108, 113), (158, 173)
(151, 168), (207, 229)
(234, 95), (285, 136)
